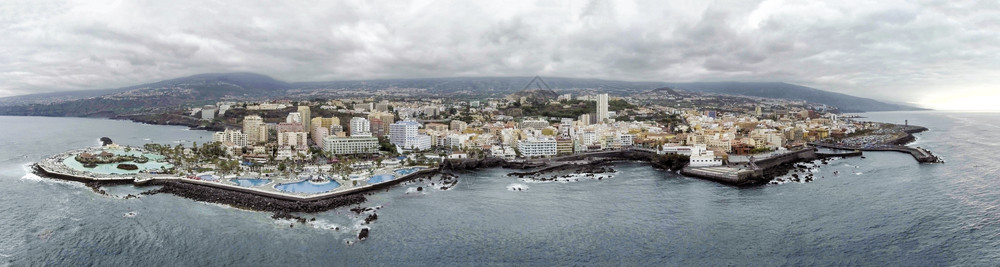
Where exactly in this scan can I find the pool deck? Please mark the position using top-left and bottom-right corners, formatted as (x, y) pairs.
(35, 149), (437, 202)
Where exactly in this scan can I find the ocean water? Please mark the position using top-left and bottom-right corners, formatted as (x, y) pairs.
(1, 112), (999, 266)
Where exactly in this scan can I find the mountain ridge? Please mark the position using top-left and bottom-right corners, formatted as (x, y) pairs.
(0, 72), (922, 113)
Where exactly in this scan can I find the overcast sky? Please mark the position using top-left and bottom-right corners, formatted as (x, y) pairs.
(2, 0), (999, 109)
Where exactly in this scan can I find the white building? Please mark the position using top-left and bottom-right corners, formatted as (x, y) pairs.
(446, 134), (472, 149)
(390, 120), (431, 150)
(212, 129), (248, 147)
(350, 117), (371, 137)
(596, 94), (609, 122)
(201, 105), (217, 120)
(689, 144), (723, 167)
(323, 136), (379, 155)
(490, 145), (517, 160)
(618, 133), (634, 147)
(517, 138), (557, 158)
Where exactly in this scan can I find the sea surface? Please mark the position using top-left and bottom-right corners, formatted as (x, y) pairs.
(1, 112), (999, 266)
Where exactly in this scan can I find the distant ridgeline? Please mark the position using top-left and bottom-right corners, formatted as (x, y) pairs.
(0, 73), (920, 117)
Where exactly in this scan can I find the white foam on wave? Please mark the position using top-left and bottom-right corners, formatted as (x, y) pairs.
(507, 183), (529, 191)
(404, 187), (425, 194)
(18, 163), (82, 187)
(273, 218), (297, 227)
(854, 172), (863, 176)
(520, 173), (613, 184)
(309, 219), (343, 232)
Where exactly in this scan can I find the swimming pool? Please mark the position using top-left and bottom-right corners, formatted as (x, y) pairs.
(231, 178), (271, 187)
(197, 175), (218, 181)
(394, 167), (423, 175)
(63, 152), (172, 175)
(274, 179), (341, 193)
(367, 174), (396, 184)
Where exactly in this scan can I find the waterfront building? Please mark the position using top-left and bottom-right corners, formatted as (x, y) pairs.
(518, 137), (557, 158)
(350, 117), (371, 137)
(298, 106), (311, 132)
(490, 145), (517, 160)
(446, 134), (472, 149)
(660, 146), (693, 156)
(689, 144), (723, 167)
(618, 133), (635, 147)
(556, 137), (573, 155)
(597, 94), (609, 122)
(212, 129), (248, 147)
(323, 136), (379, 155)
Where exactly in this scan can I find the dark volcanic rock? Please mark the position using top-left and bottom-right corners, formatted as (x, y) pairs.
(364, 213), (378, 224)
(358, 228), (369, 240)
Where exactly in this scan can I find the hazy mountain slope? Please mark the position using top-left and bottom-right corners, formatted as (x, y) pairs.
(0, 73), (920, 114)
(663, 82), (922, 112)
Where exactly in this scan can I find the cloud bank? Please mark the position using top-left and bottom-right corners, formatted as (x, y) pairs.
(1, 0), (999, 109)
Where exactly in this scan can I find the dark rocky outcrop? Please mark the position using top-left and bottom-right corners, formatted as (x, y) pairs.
(116, 164), (138, 170)
(439, 158), (545, 171)
(358, 228), (369, 240)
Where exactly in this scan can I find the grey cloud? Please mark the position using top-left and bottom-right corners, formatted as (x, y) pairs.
(0, 0), (998, 107)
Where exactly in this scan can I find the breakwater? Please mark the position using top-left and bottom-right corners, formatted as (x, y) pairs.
(810, 125), (939, 163)
(682, 148), (863, 185)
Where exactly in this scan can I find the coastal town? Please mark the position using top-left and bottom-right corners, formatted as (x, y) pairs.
(29, 84), (944, 243)
(36, 85), (938, 194)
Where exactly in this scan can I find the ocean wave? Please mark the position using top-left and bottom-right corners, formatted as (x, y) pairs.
(404, 187), (425, 195)
(273, 218), (298, 227)
(18, 164), (83, 187)
(519, 173), (613, 184)
(309, 219), (343, 232)
(507, 183), (529, 191)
